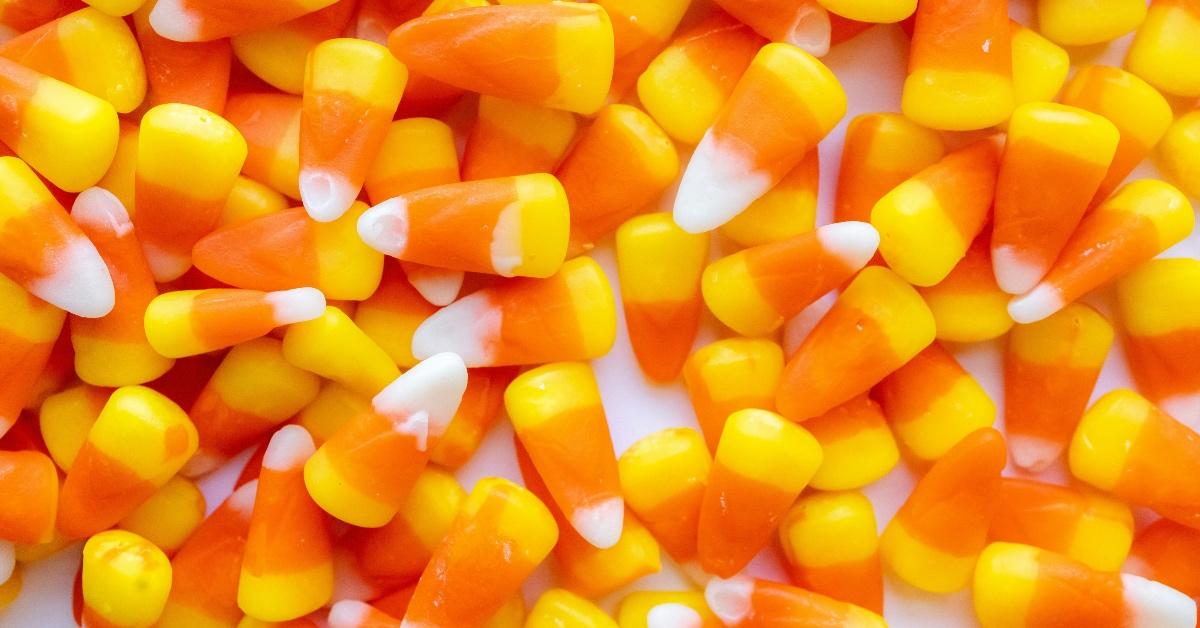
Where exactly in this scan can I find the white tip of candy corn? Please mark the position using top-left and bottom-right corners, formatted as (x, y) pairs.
(266, 287), (327, 325)
(328, 600), (371, 628)
(1008, 434), (1063, 473)
(571, 497), (625, 549)
(818, 221), (879, 270)
(141, 240), (192, 283)
(357, 198), (410, 257)
(411, 292), (500, 366)
(992, 246), (1046, 295)
(673, 135), (772, 234)
(1122, 573), (1197, 628)
(263, 425), (315, 471)
(301, 169), (358, 223)
(71, 188), (132, 236)
(373, 352), (468, 445)
(148, 0), (205, 42)
(1007, 283), (1065, 324)
(32, 238), (115, 318)
(404, 264), (463, 306)
(647, 603), (703, 628)
(786, 3), (831, 56)
(0, 540), (13, 586)
(705, 575), (754, 626)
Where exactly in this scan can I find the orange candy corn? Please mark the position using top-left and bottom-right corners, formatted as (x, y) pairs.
(1127, 519), (1200, 608)
(365, 118), (460, 204)
(557, 104), (679, 254)
(698, 409), (823, 577)
(351, 262), (436, 369)
(1005, 303), (1113, 471)
(916, 231), (1015, 343)
(1070, 390), (1200, 530)
(704, 575), (886, 628)
(0, 276), (66, 440)
(804, 395), (899, 491)
(880, 428), (1006, 593)
(194, 203), (384, 301)
(1009, 180), (1194, 324)
(327, 600), (402, 628)
(989, 478), (1134, 572)
(461, 96), (577, 181)
(144, 287), (327, 358)
(0, 0), (82, 35)
(720, 148), (820, 247)
(358, 174), (570, 278)
(777, 266), (936, 421)
(69, 188), (174, 387)
(779, 491), (883, 613)
(238, 426), (333, 622)
(430, 367), (519, 469)
(0, 451), (57, 544)
(148, 0), (340, 42)
(133, 3), (231, 116)
(299, 38), (406, 223)
(303, 353), (468, 528)
(992, 103), (1120, 294)
(0, 157), (113, 318)
(902, 0), (1013, 130)
(673, 43), (846, 233)
(615, 213), (709, 382)
(711, 0), (832, 55)
(388, 2), (615, 115)
(618, 428), (711, 564)
(593, 0), (690, 102)
(505, 362), (624, 549)
(411, 256), (616, 367)
(231, 0), (357, 95)
(403, 477), (557, 628)
(833, 112), (944, 224)
(682, 338), (785, 452)
(157, 481), (256, 628)
(225, 92), (302, 200)
(702, 221), (879, 337)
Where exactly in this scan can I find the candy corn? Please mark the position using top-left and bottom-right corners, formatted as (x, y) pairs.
(834, 112), (944, 224)
(779, 491), (882, 613)
(118, 475), (206, 555)
(711, 0), (832, 55)
(593, 0), (690, 102)
(82, 530), (173, 628)
(1037, 0), (1147, 45)
(618, 428), (711, 564)
(148, 0), (341, 42)
(430, 367), (519, 469)
(230, 0), (356, 95)
(133, 3), (232, 115)
(917, 232), (1014, 343)
(704, 575), (886, 627)
(1158, 111), (1200, 200)
(145, 287), (327, 358)
(0, 451), (57, 545)
(365, 118), (460, 203)
(617, 591), (720, 628)
(683, 338), (784, 451)
(225, 93), (302, 200)
(804, 395), (899, 491)
(720, 149), (819, 247)
(1125, 0), (1200, 98)
(38, 384), (106, 471)
(461, 96), (577, 181)
(282, 306), (400, 397)
(1009, 22), (1070, 107)
(1126, 519), (1200, 608)
(0, 276), (67, 439)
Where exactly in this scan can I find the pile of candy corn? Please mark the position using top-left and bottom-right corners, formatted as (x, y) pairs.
(0, 0), (1198, 626)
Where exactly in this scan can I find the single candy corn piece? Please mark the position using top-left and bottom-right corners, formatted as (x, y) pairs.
(1009, 22), (1070, 107)
(358, 174), (570, 278)
(617, 591), (721, 628)
(903, 0), (1012, 130)
(673, 43), (846, 233)
(404, 478), (557, 627)
(430, 366), (519, 468)
(304, 353), (467, 528)
(834, 113), (944, 224)
(231, 0), (356, 94)
(804, 395), (899, 491)
(711, 0), (831, 55)
(145, 287), (326, 358)
(506, 362), (623, 549)
(817, 0), (914, 22)
(719, 150), (819, 248)
(636, 11), (766, 145)
(973, 542), (1197, 628)
(0, 7), (146, 113)
(1060, 65), (1174, 206)
(412, 256), (616, 367)
(702, 222), (879, 337)
(82, 530), (172, 628)
(461, 96), (577, 181)
(1126, 0), (1200, 97)
(389, 2), (614, 114)
(618, 428), (711, 563)
(134, 103), (248, 281)
(349, 467), (465, 586)
(777, 266), (936, 421)
(615, 213), (708, 382)
(351, 263), (436, 369)
(225, 93), (302, 200)
(69, 188), (174, 386)
(1127, 519), (1200, 604)
(990, 478), (1134, 572)
(132, 4), (231, 115)
(872, 139), (1000, 287)
(917, 232), (1014, 343)
(0, 276), (66, 438)
(238, 426), (333, 622)
(1037, 0), (1146, 45)
(157, 481), (256, 628)
(992, 103), (1120, 295)
(1159, 111), (1200, 200)
(57, 386), (197, 540)
(384, 0), (487, 120)
(698, 409), (822, 577)
(1071, 389), (1200, 529)
(282, 306), (400, 397)
(705, 575), (886, 628)
(194, 203), (384, 300)
(219, 176), (290, 228)
(1118, 259), (1200, 429)
(527, 589), (618, 628)
(1005, 303), (1113, 471)
(880, 428), (1006, 593)
(594, 0), (690, 102)
(0, 158), (114, 318)
(38, 384), (107, 471)
(148, 0), (338, 41)
(0, 451), (57, 545)
(683, 338), (784, 451)
(365, 118), (459, 204)
(295, 384), (368, 448)
(400, 262), (464, 307)
(117, 475), (205, 555)
(1009, 180), (1194, 324)
(184, 338), (321, 476)
(327, 600), (401, 628)
(299, 39), (406, 223)
(779, 491), (882, 613)
(558, 104), (679, 253)
(876, 342), (996, 464)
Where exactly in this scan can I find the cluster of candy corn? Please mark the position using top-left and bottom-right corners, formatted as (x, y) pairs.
(0, 0), (1198, 627)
